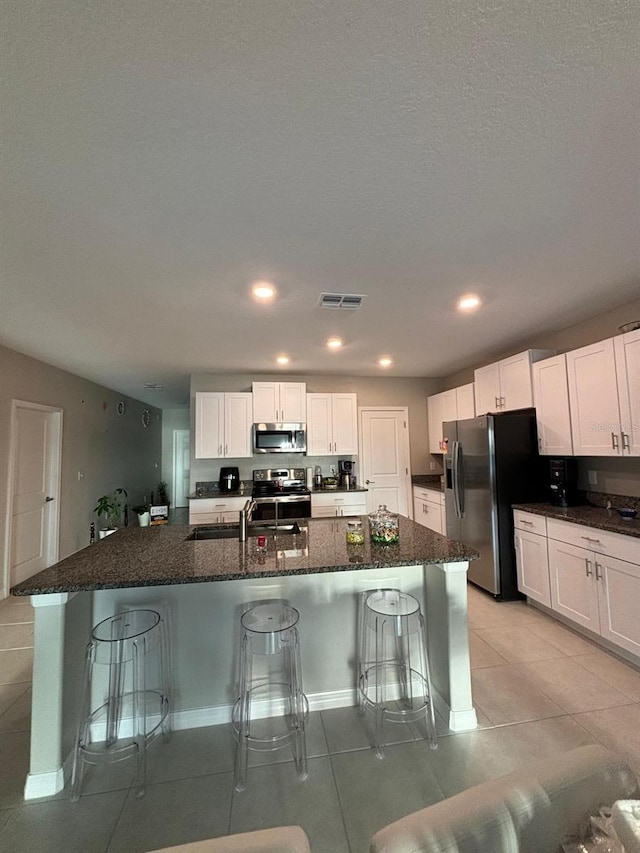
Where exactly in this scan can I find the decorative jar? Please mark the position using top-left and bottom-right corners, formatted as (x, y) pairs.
(368, 505), (399, 544)
(346, 520), (365, 544)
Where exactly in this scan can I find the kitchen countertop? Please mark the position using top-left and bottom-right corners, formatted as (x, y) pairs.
(512, 502), (640, 539)
(412, 475), (445, 492)
(11, 516), (478, 596)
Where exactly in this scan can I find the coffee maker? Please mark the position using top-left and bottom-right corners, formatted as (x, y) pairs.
(219, 466), (240, 492)
(549, 459), (579, 507)
(338, 459), (354, 489)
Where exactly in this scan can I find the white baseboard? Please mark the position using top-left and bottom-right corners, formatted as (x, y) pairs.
(24, 767), (65, 800)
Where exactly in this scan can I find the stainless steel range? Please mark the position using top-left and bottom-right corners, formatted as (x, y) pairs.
(251, 468), (312, 522)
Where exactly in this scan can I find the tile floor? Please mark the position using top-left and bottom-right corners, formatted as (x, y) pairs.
(1, 585), (639, 852)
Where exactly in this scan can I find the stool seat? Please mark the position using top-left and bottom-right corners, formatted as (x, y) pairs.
(71, 608), (171, 800)
(358, 589), (437, 757)
(234, 601), (308, 792)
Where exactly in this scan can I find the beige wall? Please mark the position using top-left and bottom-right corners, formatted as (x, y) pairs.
(0, 344), (161, 598)
(189, 373), (442, 485)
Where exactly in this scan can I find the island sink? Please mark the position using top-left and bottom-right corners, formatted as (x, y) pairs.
(187, 521), (302, 540)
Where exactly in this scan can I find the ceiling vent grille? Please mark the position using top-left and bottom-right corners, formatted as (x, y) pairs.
(319, 292), (366, 310)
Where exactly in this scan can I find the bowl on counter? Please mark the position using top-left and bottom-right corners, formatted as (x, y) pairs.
(323, 477), (338, 490)
(617, 508), (638, 520)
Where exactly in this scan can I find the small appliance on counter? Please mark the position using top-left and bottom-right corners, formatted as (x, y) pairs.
(219, 466), (240, 492)
(314, 466), (323, 489)
(549, 458), (579, 507)
(338, 459), (354, 489)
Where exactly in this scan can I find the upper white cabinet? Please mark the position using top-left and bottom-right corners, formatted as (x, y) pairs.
(194, 392), (252, 459)
(532, 354), (573, 456)
(427, 383), (475, 453)
(252, 382), (307, 423)
(566, 330), (639, 456)
(307, 393), (358, 455)
(474, 350), (552, 414)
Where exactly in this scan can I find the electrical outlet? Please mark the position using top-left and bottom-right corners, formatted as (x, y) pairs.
(588, 470), (597, 486)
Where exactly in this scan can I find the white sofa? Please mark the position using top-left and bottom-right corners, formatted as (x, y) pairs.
(148, 745), (638, 853)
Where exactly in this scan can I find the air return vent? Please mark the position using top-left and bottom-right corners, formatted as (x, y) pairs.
(319, 292), (366, 309)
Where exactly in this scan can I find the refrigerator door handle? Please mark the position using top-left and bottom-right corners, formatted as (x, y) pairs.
(452, 441), (464, 518)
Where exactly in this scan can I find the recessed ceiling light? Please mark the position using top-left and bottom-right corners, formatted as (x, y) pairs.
(326, 337), (343, 350)
(251, 281), (277, 300)
(378, 356), (393, 368)
(457, 294), (481, 312)
(276, 354), (290, 365)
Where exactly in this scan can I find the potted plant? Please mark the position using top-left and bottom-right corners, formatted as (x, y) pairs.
(131, 502), (151, 528)
(156, 482), (170, 508)
(94, 489), (128, 538)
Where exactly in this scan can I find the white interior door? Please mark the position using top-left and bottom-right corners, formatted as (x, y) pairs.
(359, 408), (411, 516)
(8, 401), (62, 590)
(173, 429), (191, 508)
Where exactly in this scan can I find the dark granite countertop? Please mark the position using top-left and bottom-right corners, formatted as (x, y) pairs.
(512, 503), (640, 539)
(311, 487), (368, 494)
(412, 475), (444, 492)
(11, 516), (479, 596)
(188, 489), (253, 500)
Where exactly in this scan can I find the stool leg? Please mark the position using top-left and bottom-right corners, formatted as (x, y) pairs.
(356, 591), (367, 715)
(373, 614), (385, 759)
(71, 641), (95, 801)
(418, 612), (438, 750)
(159, 615), (172, 742)
(132, 634), (147, 797)
(289, 628), (308, 781)
(234, 631), (251, 793)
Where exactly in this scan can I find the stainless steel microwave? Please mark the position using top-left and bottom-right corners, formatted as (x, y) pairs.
(252, 423), (307, 454)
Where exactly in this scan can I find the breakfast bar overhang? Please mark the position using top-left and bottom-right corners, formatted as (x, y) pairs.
(12, 516), (479, 800)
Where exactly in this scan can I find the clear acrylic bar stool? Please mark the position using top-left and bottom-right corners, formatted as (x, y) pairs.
(71, 608), (171, 800)
(233, 601), (308, 792)
(358, 589), (438, 758)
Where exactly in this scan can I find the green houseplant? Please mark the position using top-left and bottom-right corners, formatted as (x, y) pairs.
(156, 482), (169, 507)
(131, 501), (151, 527)
(94, 488), (128, 532)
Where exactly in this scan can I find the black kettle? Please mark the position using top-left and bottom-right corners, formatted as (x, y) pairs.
(219, 466), (240, 492)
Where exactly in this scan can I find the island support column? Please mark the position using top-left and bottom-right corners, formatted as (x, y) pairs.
(25, 591), (90, 800)
(423, 561), (478, 732)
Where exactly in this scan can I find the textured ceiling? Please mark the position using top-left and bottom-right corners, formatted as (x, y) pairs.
(2, 0), (639, 406)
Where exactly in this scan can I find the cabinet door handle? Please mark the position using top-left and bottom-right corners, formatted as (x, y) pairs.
(585, 558), (593, 577)
(225, 444), (228, 455)
(611, 432), (619, 451)
(595, 561), (603, 581)
(495, 396), (500, 410)
(218, 444), (222, 456)
(622, 432), (630, 451)
(500, 396), (506, 408)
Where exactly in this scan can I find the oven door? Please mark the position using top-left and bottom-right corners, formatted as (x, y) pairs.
(252, 494), (311, 522)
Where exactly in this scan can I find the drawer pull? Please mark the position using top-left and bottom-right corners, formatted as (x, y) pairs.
(585, 558), (593, 577)
(580, 536), (602, 545)
(521, 520), (534, 526)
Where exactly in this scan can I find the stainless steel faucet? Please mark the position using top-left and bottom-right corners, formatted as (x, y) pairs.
(239, 499), (257, 542)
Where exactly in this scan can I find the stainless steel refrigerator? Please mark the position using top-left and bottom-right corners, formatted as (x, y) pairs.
(444, 408), (543, 600)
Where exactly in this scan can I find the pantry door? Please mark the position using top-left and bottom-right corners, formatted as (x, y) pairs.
(359, 408), (412, 516)
(7, 401), (62, 591)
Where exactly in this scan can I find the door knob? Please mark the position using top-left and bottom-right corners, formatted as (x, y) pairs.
(365, 479), (375, 484)
(46, 496), (55, 502)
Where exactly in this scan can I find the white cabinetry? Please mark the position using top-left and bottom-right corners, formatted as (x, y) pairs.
(427, 383), (475, 453)
(547, 518), (640, 656)
(311, 492), (367, 518)
(532, 354), (573, 456)
(252, 382), (307, 423)
(194, 392), (252, 459)
(566, 330), (639, 457)
(513, 511), (551, 606)
(412, 486), (445, 535)
(189, 497), (246, 525)
(306, 393), (358, 455)
(474, 350), (552, 414)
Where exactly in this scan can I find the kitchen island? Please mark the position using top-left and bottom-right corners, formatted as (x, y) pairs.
(12, 515), (479, 800)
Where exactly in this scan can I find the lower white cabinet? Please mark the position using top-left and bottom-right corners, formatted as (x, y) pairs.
(547, 518), (640, 656)
(311, 492), (367, 518)
(513, 511), (551, 606)
(189, 497), (246, 526)
(412, 486), (445, 535)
